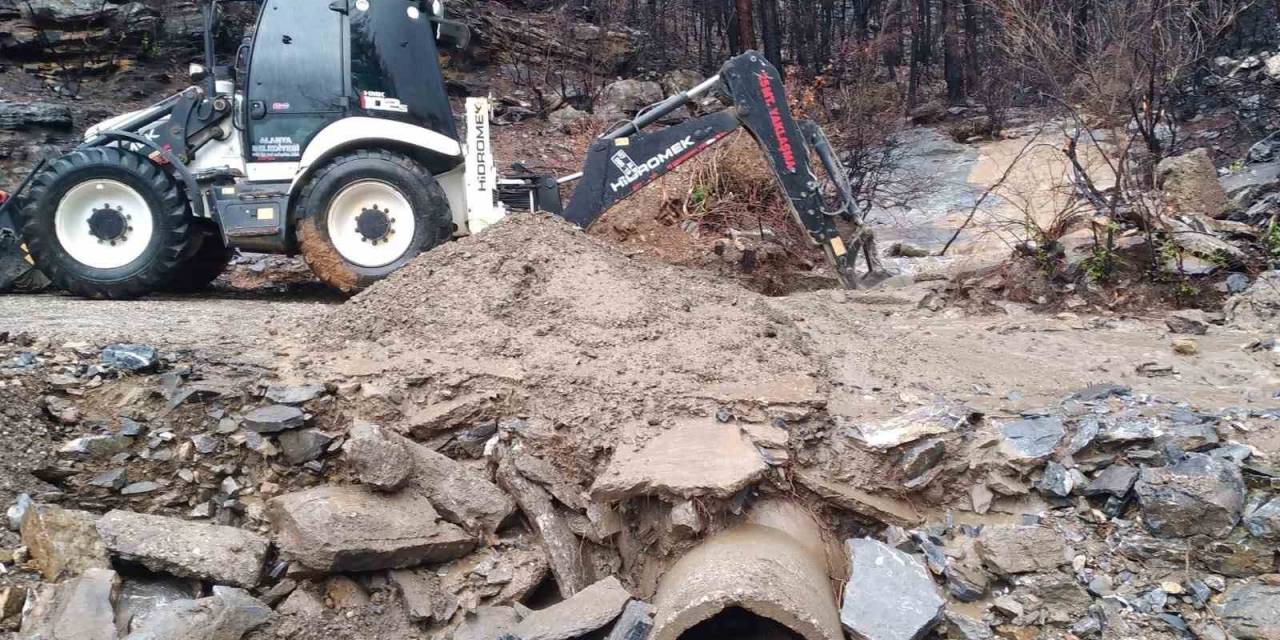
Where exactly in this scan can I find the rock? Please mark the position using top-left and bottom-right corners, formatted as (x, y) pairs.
(1173, 338), (1199, 356)
(512, 576), (631, 640)
(849, 402), (975, 450)
(269, 485), (473, 573)
(889, 243), (933, 258)
(1218, 581), (1280, 640)
(324, 576), (369, 609)
(123, 586), (272, 640)
(19, 568), (119, 640)
(909, 101), (946, 124)
(241, 405), (305, 433)
(1244, 497), (1280, 542)
(1098, 418), (1164, 443)
(975, 525), (1067, 575)
(96, 510), (269, 588)
(548, 105), (590, 133)
(345, 421), (513, 534)
(388, 569), (444, 622)
(591, 418), (767, 501)
(0, 101), (73, 130)
(659, 69), (704, 94)
(21, 504), (110, 581)
(1134, 453), (1245, 538)
(263, 384), (325, 405)
(1084, 465), (1138, 498)
(455, 606), (520, 640)
(114, 576), (198, 634)
(7, 493), (32, 531)
(668, 500), (702, 536)
(59, 434), (133, 459)
(1167, 310), (1210, 335)
(1088, 575), (1114, 596)
(276, 589), (324, 617)
(1036, 461), (1074, 497)
(596, 79), (664, 123)
(1019, 573), (1091, 623)
(1073, 383), (1131, 401)
(1266, 54), (1280, 80)
(101, 344), (159, 372)
(841, 538), (944, 640)
(1226, 271), (1280, 331)
(0, 586), (27, 622)
(900, 439), (946, 482)
(1199, 532), (1276, 577)
(945, 612), (993, 640)
(944, 540), (989, 602)
(1157, 148), (1230, 218)
(495, 453), (591, 598)
(605, 600), (656, 640)
(1249, 138), (1276, 163)
(121, 481), (161, 496)
(277, 429), (332, 465)
(88, 468), (128, 490)
(343, 421), (413, 491)
(796, 470), (924, 527)
(998, 417), (1064, 461)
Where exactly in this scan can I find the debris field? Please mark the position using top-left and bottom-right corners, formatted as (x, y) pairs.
(0, 213), (1277, 640)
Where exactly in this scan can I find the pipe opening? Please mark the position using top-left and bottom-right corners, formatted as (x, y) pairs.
(677, 607), (805, 640)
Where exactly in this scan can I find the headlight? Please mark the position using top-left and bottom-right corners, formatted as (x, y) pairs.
(431, 0), (444, 17)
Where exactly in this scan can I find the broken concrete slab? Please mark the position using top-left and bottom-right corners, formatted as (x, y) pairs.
(269, 484), (474, 573)
(591, 419), (767, 501)
(512, 576), (632, 640)
(123, 586), (272, 640)
(652, 499), (844, 640)
(976, 525), (1068, 575)
(1134, 453), (1245, 538)
(21, 504), (110, 581)
(848, 402), (976, 450)
(796, 469), (924, 527)
(19, 568), (120, 640)
(841, 538), (945, 640)
(96, 510), (269, 588)
(1217, 581), (1280, 640)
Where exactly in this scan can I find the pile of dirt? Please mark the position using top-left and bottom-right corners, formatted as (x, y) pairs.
(322, 212), (822, 445)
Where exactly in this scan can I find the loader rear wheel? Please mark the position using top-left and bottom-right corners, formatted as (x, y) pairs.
(18, 148), (190, 299)
(164, 220), (234, 293)
(295, 150), (451, 294)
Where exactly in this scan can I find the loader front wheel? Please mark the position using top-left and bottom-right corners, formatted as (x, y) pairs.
(163, 220), (234, 293)
(295, 150), (451, 295)
(19, 148), (191, 299)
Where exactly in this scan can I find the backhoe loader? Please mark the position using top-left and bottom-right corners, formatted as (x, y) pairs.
(0, 0), (888, 298)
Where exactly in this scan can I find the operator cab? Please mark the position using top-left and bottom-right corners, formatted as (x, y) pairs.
(243, 0), (461, 173)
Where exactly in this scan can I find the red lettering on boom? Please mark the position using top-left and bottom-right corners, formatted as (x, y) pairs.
(756, 72), (797, 172)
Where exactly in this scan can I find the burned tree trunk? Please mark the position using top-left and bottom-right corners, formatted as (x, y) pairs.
(735, 0), (755, 52)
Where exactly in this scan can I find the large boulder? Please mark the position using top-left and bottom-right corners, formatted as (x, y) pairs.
(268, 485), (474, 573)
(1134, 453), (1245, 538)
(96, 511), (269, 588)
(1156, 148), (1230, 218)
(596, 79), (664, 124)
(841, 539), (945, 640)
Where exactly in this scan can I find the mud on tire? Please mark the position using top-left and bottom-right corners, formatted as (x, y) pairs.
(18, 147), (190, 300)
(294, 150), (452, 295)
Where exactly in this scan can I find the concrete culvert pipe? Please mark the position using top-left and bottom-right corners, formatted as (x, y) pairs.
(650, 499), (844, 640)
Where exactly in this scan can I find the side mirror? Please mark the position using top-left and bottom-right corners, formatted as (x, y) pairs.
(435, 18), (470, 50)
(189, 63), (209, 83)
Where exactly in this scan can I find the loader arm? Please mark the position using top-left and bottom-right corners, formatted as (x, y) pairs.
(562, 51), (889, 289)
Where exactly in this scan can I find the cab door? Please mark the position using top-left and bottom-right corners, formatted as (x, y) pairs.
(244, 0), (346, 166)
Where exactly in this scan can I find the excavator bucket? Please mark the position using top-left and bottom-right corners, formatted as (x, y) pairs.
(0, 192), (50, 294)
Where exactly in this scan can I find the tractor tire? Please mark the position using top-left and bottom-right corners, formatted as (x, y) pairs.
(164, 220), (234, 293)
(295, 150), (451, 295)
(18, 147), (191, 300)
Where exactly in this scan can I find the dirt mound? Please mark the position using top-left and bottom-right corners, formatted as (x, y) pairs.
(321, 213), (822, 464)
